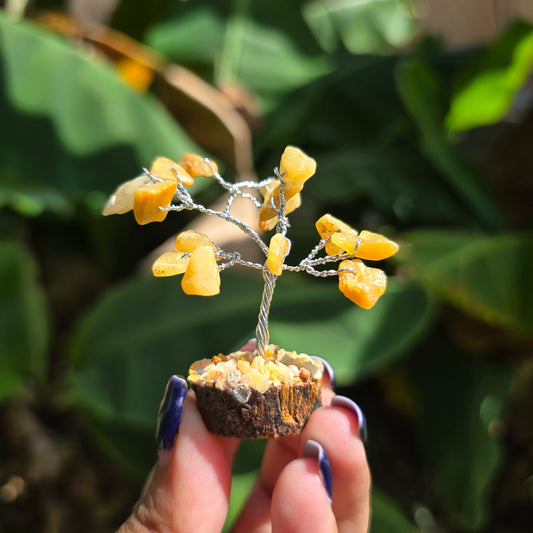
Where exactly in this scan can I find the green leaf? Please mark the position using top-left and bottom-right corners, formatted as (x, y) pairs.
(257, 53), (406, 152)
(270, 278), (433, 385)
(304, 0), (415, 55)
(399, 230), (533, 335)
(447, 26), (533, 131)
(308, 146), (479, 225)
(396, 58), (502, 228)
(413, 344), (512, 529)
(68, 270), (431, 424)
(0, 240), (49, 398)
(0, 13), (200, 214)
(146, 1), (329, 111)
(370, 487), (416, 533)
(68, 272), (263, 425)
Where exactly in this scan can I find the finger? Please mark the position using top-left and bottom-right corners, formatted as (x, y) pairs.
(271, 444), (337, 533)
(233, 358), (336, 532)
(230, 436), (298, 533)
(299, 398), (370, 533)
(119, 376), (240, 533)
(238, 338), (257, 352)
(252, 362), (337, 497)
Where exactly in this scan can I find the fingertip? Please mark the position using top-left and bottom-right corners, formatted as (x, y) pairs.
(311, 355), (336, 391)
(271, 458), (337, 533)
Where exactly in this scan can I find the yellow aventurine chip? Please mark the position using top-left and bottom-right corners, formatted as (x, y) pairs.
(152, 251), (190, 277)
(179, 153), (218, 177)
(266, 233), (290, 276)
(175, 230), (218, 253)
(133, 179), (177, 225)
(355, 230), (399, 261)
(150, 156), (194, 187)
(103, 174), (151, 215)
(315, 214), (358, 255)
(338, 259), (387, 309)
(279, 146), (316, 188)
(181, 246), (220, 296)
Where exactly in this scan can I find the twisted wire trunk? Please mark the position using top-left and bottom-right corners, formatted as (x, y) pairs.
(255, 268), (277, 357)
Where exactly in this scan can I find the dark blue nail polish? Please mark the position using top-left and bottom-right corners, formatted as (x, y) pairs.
(156, 375), (187, 450)
(304, 440), (333, 503)
(311, 356), (336, 390)
(331, 395), (367, 443)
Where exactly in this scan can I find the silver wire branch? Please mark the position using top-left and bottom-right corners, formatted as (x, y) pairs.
(256, 269), (277, 357)
(273, 167), (290, 236)
(165, 178), (269, 256)
(215, 251), (264, 271)
(205, 158), (275, 209)
(147, 163), (359, 356)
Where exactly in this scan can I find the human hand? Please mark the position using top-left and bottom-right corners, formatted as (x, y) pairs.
(118, 347), (370, 533)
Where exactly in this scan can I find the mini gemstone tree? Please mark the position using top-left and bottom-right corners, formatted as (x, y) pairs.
(103, 147), (399, 437)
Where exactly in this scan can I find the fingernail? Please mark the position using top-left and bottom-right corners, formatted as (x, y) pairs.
(330, 395), (367, 443)
(239, 338), (257, 352)
(304, 440), (333, 503)
(311, 356), (336, 390)
(156, 375), (187, 451)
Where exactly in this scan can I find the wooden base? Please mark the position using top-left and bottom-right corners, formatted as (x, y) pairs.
(191, 379), (322, 439)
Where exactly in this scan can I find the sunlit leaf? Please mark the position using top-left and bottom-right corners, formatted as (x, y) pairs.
(447, 25), (533, 131)
(146, 2), (329, 110)
(304, 0), (415, 55)
(0, 13), (200, 214)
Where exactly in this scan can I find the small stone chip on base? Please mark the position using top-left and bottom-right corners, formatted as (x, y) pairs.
(187, 346), (324, 438)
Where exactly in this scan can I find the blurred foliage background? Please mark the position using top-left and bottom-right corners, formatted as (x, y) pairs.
(1, 0), (532, 531)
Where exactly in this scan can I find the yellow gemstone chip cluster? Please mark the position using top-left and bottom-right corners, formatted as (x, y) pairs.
(103, 145), (400, 335)
(258, 146), (315, 231)
(188, 346), (323, 394)
(152, 230), (221, 296)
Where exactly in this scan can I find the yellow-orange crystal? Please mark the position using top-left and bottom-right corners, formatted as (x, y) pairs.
(355, 230), (399, 261)
(133, 179), (177, 225)
(338, 259), (386, 309)
(279, 146), (316, 188)
(181, 246), (220, 296)
(175, 230), (218, 253)
(315, 214), (358, 255)
(152, 252), (190, 277)
(266, 234), (290, 276)
(179, 153), (218, 177)
(150, 156), (194, 187)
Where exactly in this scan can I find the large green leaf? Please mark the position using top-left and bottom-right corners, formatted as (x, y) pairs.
(68, 270), (432, 425)
(396, 59), (502, 229)
(447, 25), (533, 131)
(146, 0), (329, 111)
(270, 278), (433, 384)
(308, 146), (479, 225)
(398, 230), (533, 335)
(412, 342), (512, 529)
(258, 54), (404, 150)
(304, 0), (415, 55)
(0, 240), (49, 399)
(0, 13), (200, 214)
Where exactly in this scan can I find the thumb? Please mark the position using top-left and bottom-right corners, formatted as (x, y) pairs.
(118, 376), (240, 533)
